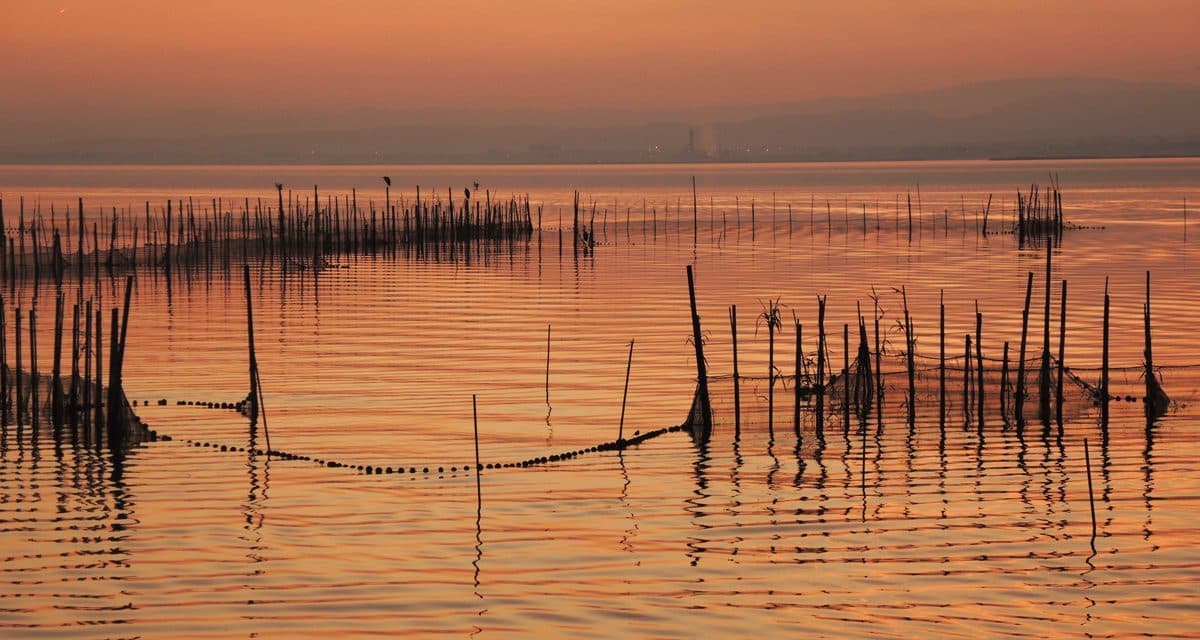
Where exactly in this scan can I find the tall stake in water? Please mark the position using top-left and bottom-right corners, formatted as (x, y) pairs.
(1016, 272), (1034, 429)
(938, 290), (946, 427)
(816, 295), (827, 429)
(473, 394), (482, 503)
(1143, 271), (1169, 419)
(902, 286), (915, 427)
(842, 323), (850, 432)
(762, 300), (781, 431)
(793, 319), (802, 440)
(1039, 237), (1053, 422)
(975, 303), (984, 428)
(1101, 278), (1110, 427)
(730, 305), (741, 434)
(618, 339), (634, 442)
(1056, 280), (1068, 425)
(244, 265), (260, 422)
(685, 266), (712, 441)
(244, 265), (269, 454)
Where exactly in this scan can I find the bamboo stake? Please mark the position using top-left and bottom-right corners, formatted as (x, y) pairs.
(902, 287), (915, 426)
(1039, 239), (1053, 422)
(842, 322), (850, 430)
(1056, 280), (1067, 425)
(730, 305), (741, 433)
(1016, 272), (1034, 428)
(1000, 341), (1010, 422)
(685, 266), (712, 441)
(816, 295), (827, 428)
(964, 334), (972, 423)
(1100, 278), (1110, 426)
(244, 264), (260, 422)
(473, 394), (482, 498)
(976, 303), (984, 428)
(15, 309), (21, 426)
(939, 290), (945, 426)
(0, 295), (6, 420)
(30, 308), (37, 432)
(793, 319), (802, 439)
(94, 303), (103, 437)
(873, 294), (883, 425)
(52, 293), (64, 426)
(618, 339), (634, 442)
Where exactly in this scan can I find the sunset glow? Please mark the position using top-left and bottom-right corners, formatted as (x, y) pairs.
(4, 0), (1199, 115)
(2, 2), (1199, 637)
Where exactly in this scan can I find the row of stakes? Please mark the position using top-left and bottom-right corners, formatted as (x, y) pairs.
(130, 396), (686, 477)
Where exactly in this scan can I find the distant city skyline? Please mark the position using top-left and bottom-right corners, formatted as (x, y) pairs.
(3, 77), (1199, 164)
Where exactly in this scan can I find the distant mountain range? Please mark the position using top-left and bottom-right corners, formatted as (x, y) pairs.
(4, 77), (1200, 164)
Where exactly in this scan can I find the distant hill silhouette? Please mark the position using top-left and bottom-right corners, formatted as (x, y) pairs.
(3, 77), (1199, 164)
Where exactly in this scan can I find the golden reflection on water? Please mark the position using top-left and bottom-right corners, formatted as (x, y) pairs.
(1, 160), (1198, 637)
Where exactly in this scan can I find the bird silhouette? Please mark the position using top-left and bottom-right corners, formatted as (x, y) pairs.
(382, 176), (391, 187)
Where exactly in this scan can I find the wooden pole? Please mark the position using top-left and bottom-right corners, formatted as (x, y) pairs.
(1100, 278), (1110, 426)
(94, 303), (103, 436)
(793, 320), (802, 439)
(1056, 280), (1067, 425)
(1039, 241), (1053, 422)
(618, 339), (634, 442)
(52, 293), (64, 426)
(29, 309), (37, 431)
(105, 276), (134, 445)
(768, 313), (776, 429)
(69, 303), (80, 423)
(939, 290), (945, 426)
(1016, 271), (1034, 428)
(83, 301), (91, 431)
(0, 295), (6, 420)
(902, 287), (915, 426)
(964, 334), (972, 423)
(730, 305), (741, 433)
(816, 295), (827, 428)
(842, 322), (850, 430)
(105, 309), (121, 443)
(15, 309), (21, 426)
(473, 395), (482, 499)
(1000, 341), (1011, 422)
(244, 265), (259, 422)
(686, 266), (712, 440)
(1143, 271), (1169, 417)
(976, 303), (984, 428)
(874, 295), (883, 426)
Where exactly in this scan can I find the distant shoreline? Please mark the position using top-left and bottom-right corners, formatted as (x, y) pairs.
(989, 153), (1200, 162)
(2, 154), (1199, 168)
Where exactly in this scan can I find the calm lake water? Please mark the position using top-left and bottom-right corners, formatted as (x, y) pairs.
(1, 159), (1198, 637)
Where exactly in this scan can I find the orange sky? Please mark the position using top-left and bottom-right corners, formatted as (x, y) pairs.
(3, 0), (1199, 117)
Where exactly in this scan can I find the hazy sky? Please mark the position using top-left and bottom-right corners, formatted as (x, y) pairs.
(3, 0), (1199, 127)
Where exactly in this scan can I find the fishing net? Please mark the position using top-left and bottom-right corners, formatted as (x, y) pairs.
(698, 344), (1112, 436)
